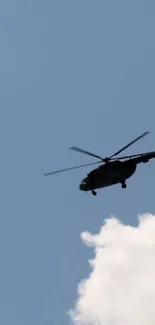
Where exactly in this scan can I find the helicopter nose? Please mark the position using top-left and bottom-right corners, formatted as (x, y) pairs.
(79, 178), (87, 191)
(79, 183), (84, 190)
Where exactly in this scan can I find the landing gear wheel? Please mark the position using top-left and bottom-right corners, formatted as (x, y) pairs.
(121, 182), (127, 189)
(92, 190), (97, 196)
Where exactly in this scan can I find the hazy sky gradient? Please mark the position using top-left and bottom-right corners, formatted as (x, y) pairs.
(0, 1), (155, 324)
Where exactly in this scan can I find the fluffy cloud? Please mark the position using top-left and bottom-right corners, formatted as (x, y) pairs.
(69, 213), (155, 325)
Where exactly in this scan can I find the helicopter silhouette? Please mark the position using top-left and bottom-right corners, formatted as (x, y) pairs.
(44, 131), (155, 196)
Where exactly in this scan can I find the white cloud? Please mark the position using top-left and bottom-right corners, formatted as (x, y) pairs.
(69, 213), (155, 325)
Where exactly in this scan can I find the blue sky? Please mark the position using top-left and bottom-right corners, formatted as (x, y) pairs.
(0, 1), (155, 324)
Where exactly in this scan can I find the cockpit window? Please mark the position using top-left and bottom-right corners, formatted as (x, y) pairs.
(82, 179), (87, 185)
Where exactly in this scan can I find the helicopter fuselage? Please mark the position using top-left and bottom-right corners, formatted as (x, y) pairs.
(79, 153), (155, 192)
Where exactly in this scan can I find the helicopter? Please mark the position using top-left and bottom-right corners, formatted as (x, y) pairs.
(44, 131), (155, 196)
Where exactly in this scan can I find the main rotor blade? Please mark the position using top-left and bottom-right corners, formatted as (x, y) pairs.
(69, 146), (104, 161)
(44, 160), (101, 176)
(108, 131), (149, 160)
(112, 151), (154, 160)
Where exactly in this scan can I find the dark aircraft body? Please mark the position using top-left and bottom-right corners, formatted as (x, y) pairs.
(79, 152), (155, 195)
(80, 160), (137, 191)
(44, 131), (155, 196)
